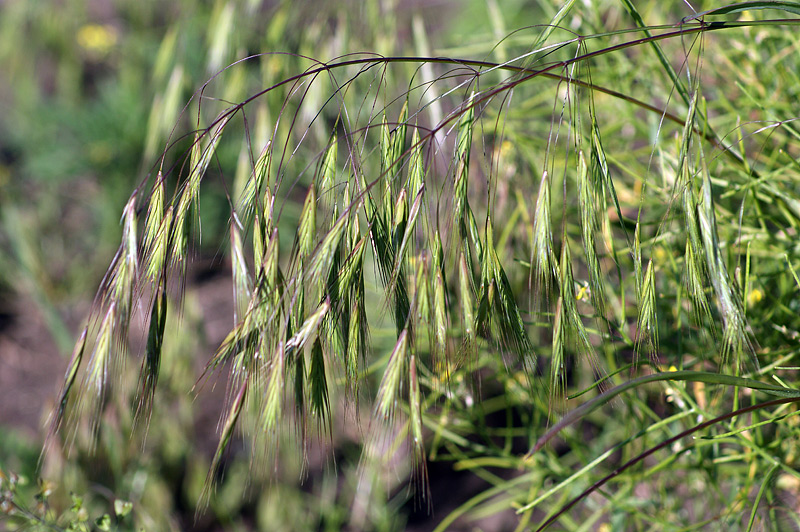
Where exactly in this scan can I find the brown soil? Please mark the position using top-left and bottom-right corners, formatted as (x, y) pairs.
(0, 296), (65, 440)
(0, 261), (235, 443)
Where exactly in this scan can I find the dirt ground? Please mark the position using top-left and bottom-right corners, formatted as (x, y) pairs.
(0, 295), (66, 440)
(0, 262), (234, 442)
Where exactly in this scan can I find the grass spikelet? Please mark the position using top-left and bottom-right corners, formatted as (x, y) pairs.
(676, 89), (700, 191)
(430, 231), (447, 368)
(230, 219), (251, 323)
(391, 101), (408, 169)
(307, 213), (347, 289)
(635, 259), (658, 364)
(336, 237), (367, 300)
(309, 338), (331, 435)
(297, 183), (317, 259)
(369, 208), (410, 335)
(49, 326), (88, 438)
(380, 114), (396, 222)
(319, 134), (337, 210)
(493, 250), (535, 371)
(289, 184), (317, 323)
(391, 186), (424, 285)
(199, 234), (281, 380)
(550, 295), (566, 402)
(203, 318), (248, 376)
(392, 187), (408, 249)
(143, 171), (165, 254)
(202, 377), (247, 510)
(478, 217), (534, 370)
(632, 223), (644, 305)
(590, 106), (624, 229)
(408, 352), (429, 503)
(253, 186), (274, 275)
(380, 113), (392, 175)
(453, 94), (475, 243)
(236, 143), (271, 224)
(133, 286), (167, 430)
(286, 299), (330, 353)
(109, 195), (139, 332)
(193, 117), (231, 194)
(260, 228), (280, 300)
(465, 205), (483, 273)
(172, 118), (231, 268)
(407, 127), (424, 199)
(577, 151), (606, 322)
(559, 237), (597, 372)
(531, 171), (555, 301)
(589, 107), (627, 319)
(171, 192), (194, 272)
(375, 329), (408, 424)
(683, 186), (712, 325)
(293, 342), (306, 449)
(684, 240), (708, 319)
(84, 302), (116, 439)
(432, 268), (447, 369)
(145, 205), (172, 283)
(203, 291), (266, 382)
(458, 251), (476, 364)
(697, 170), (750, 367)
(345, 292), (365, 396)
(413, 255), (430, 323)
(261, 340), (286, 438)
(387, 189), (413, 333)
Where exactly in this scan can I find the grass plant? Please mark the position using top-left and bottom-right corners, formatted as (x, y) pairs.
(4, 1), (800, 530)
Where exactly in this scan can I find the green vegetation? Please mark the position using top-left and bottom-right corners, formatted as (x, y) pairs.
(3, 1), (800, 530)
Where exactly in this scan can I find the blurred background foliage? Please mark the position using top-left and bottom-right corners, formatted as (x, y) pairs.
(2, 0), (800, 531)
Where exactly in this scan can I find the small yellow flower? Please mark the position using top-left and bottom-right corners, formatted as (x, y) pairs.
(575, 282), (590, 302)
(747, 287), (763, 307)
(77, 24), (118, 56)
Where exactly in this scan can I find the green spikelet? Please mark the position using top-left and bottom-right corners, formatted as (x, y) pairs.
(202, 377), (247, 509)
(531, 171), (555, 301)
(375, 329), (409, 423)
(453, 94), (475, 245)
(577, 151), (606, 322)
(309, 338), (331, 434)
(407, 127), (424, 199)
(458, 251), (476, 364)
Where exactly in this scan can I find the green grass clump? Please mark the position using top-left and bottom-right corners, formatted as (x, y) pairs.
(6, 1), (800, 531)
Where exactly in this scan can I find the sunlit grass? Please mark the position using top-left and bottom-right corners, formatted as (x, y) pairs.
(4, 1), (800, 531)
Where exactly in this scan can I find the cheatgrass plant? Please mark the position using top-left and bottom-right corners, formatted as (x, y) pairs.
(37, 1), (800, 530)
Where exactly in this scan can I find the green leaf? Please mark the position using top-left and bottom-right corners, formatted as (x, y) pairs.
(529, 370), (800, 455)
(683, 1), (800, 22)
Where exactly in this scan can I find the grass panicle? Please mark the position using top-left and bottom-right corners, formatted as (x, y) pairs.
(43, 5), (800, 528)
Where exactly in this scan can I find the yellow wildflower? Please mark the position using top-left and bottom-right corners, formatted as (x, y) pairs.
(77, 24), (118, 56)
(747, 287), (763, 307)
